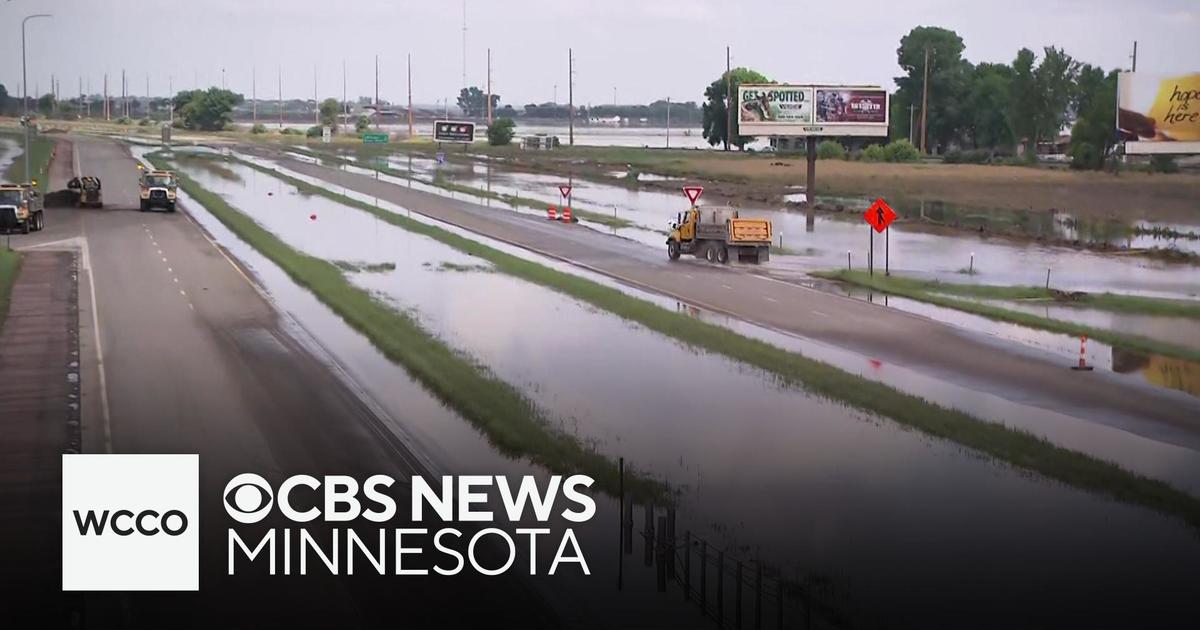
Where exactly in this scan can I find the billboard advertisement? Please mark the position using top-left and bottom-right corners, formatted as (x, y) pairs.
(434, 120), (476, 143)
(1118, 72), (1200, 154)
(738, 84), (888, 137)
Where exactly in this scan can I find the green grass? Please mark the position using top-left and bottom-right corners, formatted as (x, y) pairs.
(0, 131), (56, 192)
(227, 156), (1200, 531)
(147, 152), (667, 503)
(0, 249), (21, 335)
(815, 270), (1200, 362)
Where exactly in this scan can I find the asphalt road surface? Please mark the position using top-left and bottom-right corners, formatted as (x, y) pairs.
(260, 149), (1200, 437)
(3, 137), (555, 628)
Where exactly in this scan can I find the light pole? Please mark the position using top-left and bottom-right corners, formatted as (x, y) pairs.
(21, 13), (52, 185)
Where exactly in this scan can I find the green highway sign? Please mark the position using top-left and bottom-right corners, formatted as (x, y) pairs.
(362, 133), (389, 144)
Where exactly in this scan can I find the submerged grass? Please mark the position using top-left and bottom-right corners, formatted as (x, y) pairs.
(298, 146), (636, 230)
(0, 249), (21, 334)
(234, 155), (1200, 531)
(149, 153), (668, 503)
(815, 270), (1200, 362)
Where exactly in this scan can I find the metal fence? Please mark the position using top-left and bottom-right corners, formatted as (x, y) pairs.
(619, 498), (856, 630)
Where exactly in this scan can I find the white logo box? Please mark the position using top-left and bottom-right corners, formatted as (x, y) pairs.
(62, 454), (199, 591)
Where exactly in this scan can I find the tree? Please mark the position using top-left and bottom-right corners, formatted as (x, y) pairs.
(319, 98), (341, 131)
(1033, 46), (1080, 144)
(487, 118), (516, 146)
(37, 93), (55, 116)
(457, 87), (499, 118)
(893, 26), (972, 153)
(1069, 67), (1118, 170)
(173, 88), (243, 131)
(965, 63), (1014, 149)
(701, 67), (770, 149)
(355, 115), (370, 133)
(1009, 48), (1039, 150)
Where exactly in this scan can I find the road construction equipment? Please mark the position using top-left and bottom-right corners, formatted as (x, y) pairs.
(666, 206), (771, 264)
(67, 176), (104, 208)
(139, 169), (178, 212)
(0, 183), (46, 234)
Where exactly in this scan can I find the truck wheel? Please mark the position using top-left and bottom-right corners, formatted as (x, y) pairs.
(716, 246), (729, 264)
(20, 220), (30, 235)
(704, 245), (716, 263)
(667, 240), (681, 261)
(34, 212), (44, 232)
(139, 200), (147, 212)
(168, 203), (177, 213)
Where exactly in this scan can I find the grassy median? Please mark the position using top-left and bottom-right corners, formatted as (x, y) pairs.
(815, 270), (1200, 362)
(0, 249), (21, 334)
(0, 131), (56, 193)
(147, 153), (666, 503)
(225, 155), (1200, 531)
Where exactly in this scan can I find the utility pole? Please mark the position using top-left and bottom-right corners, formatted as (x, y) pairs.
(665, 97), (671, 149)
(553, 84), (557, 104)
(252, 67), (257, 125)
(461, 0), (468, 92)
(313, 65), (319, 126)
(613, 86), (617, 106)
(568, 48), (574, 146)
(486, 48), (493, 125)
(278, 65), (283, 129)
(1130, 41), (1138, 72)
(342, 59), (347, 134)
(51, 73), (56, 114)
(407, 53), (414, 139)
(103, 73), (109, 120)
(724, 46), (732, 152)
(374, 55), (380, 129)
(169, 76), (173, 126)
(121, 68), (126, 118)
(920, 44), (930, 154)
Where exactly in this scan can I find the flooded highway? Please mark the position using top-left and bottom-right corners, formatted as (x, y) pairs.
(160, 150), (1200, 628)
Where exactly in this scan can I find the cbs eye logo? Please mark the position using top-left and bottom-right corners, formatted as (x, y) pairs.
(223, 473), (274, 524)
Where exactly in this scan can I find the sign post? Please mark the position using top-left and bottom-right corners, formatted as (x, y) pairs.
(558, 184), (572, 219)
(682, 186), (704, 207)
(862, 198), (897, 278)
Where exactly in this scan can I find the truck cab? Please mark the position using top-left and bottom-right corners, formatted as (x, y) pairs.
(667, 205), (771, 264)
(0, 182), (46, 234)
(138, 169), (178, 212)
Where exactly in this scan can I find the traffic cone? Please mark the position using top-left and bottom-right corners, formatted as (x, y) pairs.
(547, 206), (558, 220)
(1071, 335), (1094, 371)
(561, 206), (573, 222)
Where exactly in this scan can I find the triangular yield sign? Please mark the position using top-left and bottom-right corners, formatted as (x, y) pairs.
(559, 185), (572, 198)
(682, 186), (704, 206)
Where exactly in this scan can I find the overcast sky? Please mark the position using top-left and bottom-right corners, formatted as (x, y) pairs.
(2, 0), (1197, 107)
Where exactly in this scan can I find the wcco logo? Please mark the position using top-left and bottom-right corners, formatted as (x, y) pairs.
(62, 455), (199, 591)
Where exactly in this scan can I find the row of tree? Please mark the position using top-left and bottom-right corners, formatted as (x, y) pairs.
(890, 26), (1118, 167)
(455, 87), (703, 124)
(698, 27), (1124, 170)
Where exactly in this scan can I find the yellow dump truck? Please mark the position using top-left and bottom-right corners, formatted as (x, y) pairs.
(667, 206), (772, 264)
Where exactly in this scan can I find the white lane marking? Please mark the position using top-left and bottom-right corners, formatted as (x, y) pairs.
(179, 290), (186, 296)
(79, 234), (113, 453)
(188, 303), (195, 311)
(721, 284), (732, 290)
(167, 267), (173, 273)
(161, 257), (167, 263)
(156, 249), (162, 255)
(811, 310), (830, 318)
(173, 277), (179, 284)
(764, 296), (778, 303)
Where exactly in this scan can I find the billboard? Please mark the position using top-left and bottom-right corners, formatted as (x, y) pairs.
(738, 84), (888, 137)
(1118, 72), (1200, 155)
(434, 120), (476, 143)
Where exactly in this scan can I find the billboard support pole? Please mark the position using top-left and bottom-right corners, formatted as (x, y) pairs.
(805, 137), (817, 207)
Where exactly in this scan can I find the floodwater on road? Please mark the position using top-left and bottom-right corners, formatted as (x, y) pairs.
(240, 151), (1200, 492)
(159, 151), (1200, 627)
(0, 134), (21, 177)
(337, 151), (1200, 301)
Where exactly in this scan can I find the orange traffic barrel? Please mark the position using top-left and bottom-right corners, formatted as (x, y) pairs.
(561, 207), (573, 222)
(547, 206), (558, 220)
